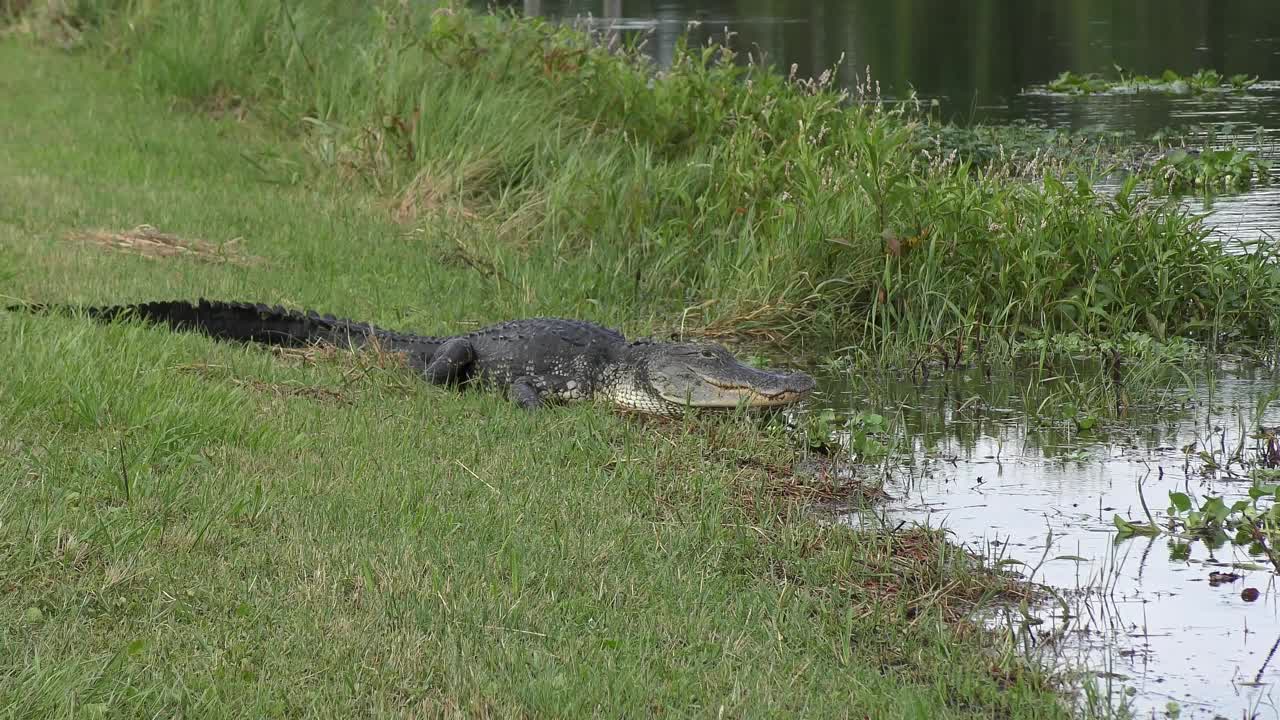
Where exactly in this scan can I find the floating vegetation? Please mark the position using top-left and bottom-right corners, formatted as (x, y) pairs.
(1015, 330), (1206, 365)
(1143, 146), (1273, 195)
(1115, 481), (1280, 571)
(924, 121), (1141, 179)
(1036, 66), (1259, 96)
(929, 120), (1275, 198)
(1113, 393), (1280, 569)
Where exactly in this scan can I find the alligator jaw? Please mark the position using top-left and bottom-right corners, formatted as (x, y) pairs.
(696, 370), (815, 397)
(654, 368), (816, 409)
(656, 389), (811, 408)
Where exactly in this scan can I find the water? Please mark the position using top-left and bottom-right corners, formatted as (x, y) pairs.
(494, 0), (1280, 245)
(807, 364), (1280, 717)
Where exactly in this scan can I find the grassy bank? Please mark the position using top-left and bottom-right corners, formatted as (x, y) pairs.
(0, 40), (1089, 718)
(14, 0), (1280, 363)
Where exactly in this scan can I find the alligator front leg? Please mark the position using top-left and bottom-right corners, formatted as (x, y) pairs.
(509, 374), (587, 411)
(423, 337), (475, 384)
(510, 377), (546, 410)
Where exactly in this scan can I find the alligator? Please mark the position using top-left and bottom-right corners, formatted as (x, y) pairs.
(9, 299), (815, 414)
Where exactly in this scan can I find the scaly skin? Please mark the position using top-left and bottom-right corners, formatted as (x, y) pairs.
(10, 299), (816, 414)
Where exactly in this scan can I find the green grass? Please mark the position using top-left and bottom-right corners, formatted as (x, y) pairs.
(0, 41), (1084, 718)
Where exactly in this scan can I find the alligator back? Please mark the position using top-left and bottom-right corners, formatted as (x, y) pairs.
(464, 318), (627, 385)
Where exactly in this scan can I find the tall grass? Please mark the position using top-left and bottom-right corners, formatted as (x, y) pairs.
(27, 0), (1280, 357)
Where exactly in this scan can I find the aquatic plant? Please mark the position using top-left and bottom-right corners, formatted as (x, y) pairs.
(925, 122), (1139, 178)
(1163, 483), (1280, 569)
(1143, 146), (1273, 195)
(1115, 444), (1280, 570)
(1016, 331), (1205, 365)
(797, 408), (895, 460)
(1044, 71), (1111, 95)
(1042, 66), (1259, 96)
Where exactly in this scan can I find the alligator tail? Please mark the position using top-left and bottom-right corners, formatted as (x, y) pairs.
(10, 299), (443, 357)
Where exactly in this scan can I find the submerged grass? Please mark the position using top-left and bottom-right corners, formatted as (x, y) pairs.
(0, 40), (1089, 718)
(18, 0), (1280, 364)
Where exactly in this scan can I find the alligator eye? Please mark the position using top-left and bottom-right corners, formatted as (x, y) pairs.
(698, 350), (717, 359)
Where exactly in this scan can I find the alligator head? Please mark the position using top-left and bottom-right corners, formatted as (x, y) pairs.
(613, 341), (816, 414)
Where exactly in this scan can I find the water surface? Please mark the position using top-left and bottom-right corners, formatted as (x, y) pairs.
(811, 365), (1280, 717)
(500, 0), (1280, 120)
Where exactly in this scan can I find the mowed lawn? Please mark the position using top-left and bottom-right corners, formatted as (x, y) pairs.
(0, 42), (1069, 718)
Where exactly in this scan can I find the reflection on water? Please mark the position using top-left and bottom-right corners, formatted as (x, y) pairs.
(812, 365), (1280, 717)
(498, 1), (1280, 120)
(493, 0), (1280, 244)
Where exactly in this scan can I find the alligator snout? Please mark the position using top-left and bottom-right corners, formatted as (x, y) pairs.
(687, 364), (815, 407)
(768, 371), (816, 397)
(752, 370), (815, 402)
(704, 367), (815, 395)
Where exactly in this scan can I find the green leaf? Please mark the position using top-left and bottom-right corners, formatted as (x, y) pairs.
(1168, 491), (1191, 512)
(1113, 514), (1160, 537)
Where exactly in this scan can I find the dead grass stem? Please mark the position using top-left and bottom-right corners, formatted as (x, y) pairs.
(68, 224), (265, 266)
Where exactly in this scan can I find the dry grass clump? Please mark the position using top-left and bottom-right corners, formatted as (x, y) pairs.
(2, 0), (83, 48)
(394, 167), (487, 225)
(68, 224), (265, 266)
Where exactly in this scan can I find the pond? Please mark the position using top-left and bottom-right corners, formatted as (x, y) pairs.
(486, 0), (1280, 715)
